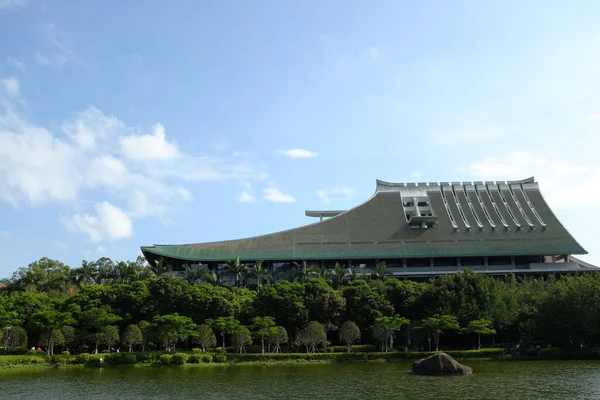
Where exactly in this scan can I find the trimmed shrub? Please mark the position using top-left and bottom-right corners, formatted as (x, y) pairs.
(188, 355), (200, 364)
(106, 353), (125, 365)
(158, 354), (172, 365)
(192, 348), (202, 353)
(9, 348), (30, 355)
(202, 354), (213, 363)
(122, 354), (137, 364)
(212, 353), (227, 363)
(171, 353), (189, 365)
(74, 354), (91, 364)
(61, 351), (70, 356)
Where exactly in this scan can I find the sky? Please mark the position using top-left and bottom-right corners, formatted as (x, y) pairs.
(1, 0), (600, 278)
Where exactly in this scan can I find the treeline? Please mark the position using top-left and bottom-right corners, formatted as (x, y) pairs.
(1, 257), (600, 355)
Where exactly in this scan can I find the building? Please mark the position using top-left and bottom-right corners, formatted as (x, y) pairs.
(141, 177), (598, 281)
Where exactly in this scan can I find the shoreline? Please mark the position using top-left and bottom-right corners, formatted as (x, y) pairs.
(2, 348), (600, 371)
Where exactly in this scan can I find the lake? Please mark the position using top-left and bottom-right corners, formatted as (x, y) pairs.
(1, 360), (599, 399)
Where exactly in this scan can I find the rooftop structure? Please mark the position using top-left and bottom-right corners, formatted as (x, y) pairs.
(141, 177), (597, 278)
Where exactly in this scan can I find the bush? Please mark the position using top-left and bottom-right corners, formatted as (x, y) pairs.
(122, 354), (137, 364)
(61, 351), (70, 356)
(9, 348), (30, 355)
(188, 355), (200, 364)
(75, 354), (91, 364)
(202, 354), (213, 363)
(212, 353), (227, 363)
(158, 354), (172, 365)
(171, 353), (189, 365)
(106, 353), (124, 365)
(191, 348), (202, 353)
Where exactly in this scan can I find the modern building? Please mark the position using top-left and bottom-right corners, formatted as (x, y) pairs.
(141, 177), (598, 280)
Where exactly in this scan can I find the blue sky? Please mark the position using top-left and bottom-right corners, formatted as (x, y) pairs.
(1, 0), (600, 277)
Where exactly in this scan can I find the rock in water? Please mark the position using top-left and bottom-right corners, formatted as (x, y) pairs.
(412, 353), (473, 375)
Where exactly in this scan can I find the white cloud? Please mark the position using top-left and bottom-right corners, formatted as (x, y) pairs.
(316, 187), (354, 204)
(279, 148), (318, 159)
(62, 107), (124, 150)
(0, 80), (267, 241)
(96, 245), (107, 253)
(63, 201), (133, 242)
(1, 77), (19, 97)
(120, 123), (179, 160)
(462, 150), (600, 209)
(34, 24), (84, 69)
(369, 47), (381, 63)
(412, 172), (422, 179)
(263, 187), (295, 203)
(588, 114), (600, 121)
(238, 191), (255, 203)
(0, 0), (26, 10)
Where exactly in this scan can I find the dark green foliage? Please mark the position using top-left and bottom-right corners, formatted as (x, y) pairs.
(3, 255), (600, 354)
(170, 353), (188, 365)
(188, 354), (200, 364)
(212, 353), (227, 363)
(158, 354), (172, 365)
(202, 354), (213, 363)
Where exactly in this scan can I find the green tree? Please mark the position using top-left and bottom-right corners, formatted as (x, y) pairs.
(223, 257), (248, 288)
(231, 326), (252, 353)
(61, 325), (76, 352)
(421, 314), (460, 351)
(250, 316), (276, 354)
(372, 315), (410, 352)
(297, 321), (326, 353)
(29, 309), (74, 355)
(207, 316), (240, 349)
(267, 326), (288, 353)
(121, 324), (143, 352)
(100, 326), (120, 352)
(4, 326), (27, 350)
(137, 320), (151, 352)
(461, 319), (496, 349)
(79, 306), (122, 354)
(247, 260), (271, 291)
(195, 324), (217, 352)
(339, 321), (361, 352)
(152, 313), (197, 350)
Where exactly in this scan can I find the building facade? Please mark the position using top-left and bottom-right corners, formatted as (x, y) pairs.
(141, 177), (597, 280)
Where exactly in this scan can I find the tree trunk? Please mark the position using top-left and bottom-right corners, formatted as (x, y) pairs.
(222, 335), (225, 349)
(478, 334), (481, 350)
(261, 339), (265, 354)
(129, 344), (133, 352)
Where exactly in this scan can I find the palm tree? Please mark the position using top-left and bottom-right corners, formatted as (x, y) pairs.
(247, 260), (271, 291)
(326, 262), (351, 288)
(292, 261), (321, 283)
(183, 264), (208, 285)
(150, 258), (172, 277)
(223, 256), (249, 288)
(197, 267), (220, 285)
(371, 261), (390, 280)
(71, 260), (97, 287)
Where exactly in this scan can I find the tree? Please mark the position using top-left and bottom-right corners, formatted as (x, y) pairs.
(371, 315), (410, 352)
(223, 257), (248, 288)
(339, 321), (361, 352)
(29, 309), (74, 355)
(195, 324), (217, 352)
(461, 319), (496, 349)
(297, 321), (327, 353)
(267, 326), (288, 353)
(326, 262), (351, 288)
(247, 260), (271, 291)
(231, 326), (252, 353)
(121, 324), (143, 352)
(138, 320), (151, 352)
(421, 314), (460, 351)
(207, 316), (240, 349)
(100, 326), (120, 352)
(4, 326), (27, 350)
(250, 316), (276, 354)
(79, 306), (122, 354)
(371, 261), (390, 281)
(152, 313), (197, 350)
(291, 261), (321, 282)
(61, 325), (75, 352)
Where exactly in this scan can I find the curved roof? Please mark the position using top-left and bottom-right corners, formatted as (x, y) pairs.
(141, 177), (586, 263)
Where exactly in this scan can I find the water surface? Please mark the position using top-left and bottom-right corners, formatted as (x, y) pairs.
(1, 360), (599, 399)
